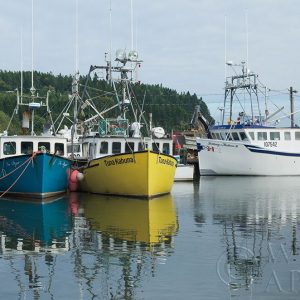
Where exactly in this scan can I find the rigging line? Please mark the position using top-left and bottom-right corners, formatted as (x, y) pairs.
(125, 80), (137, 121)
(232, 93), (246, 113)
(129, 85), (150, 136)
(0, 155), (33, 181)
(267, 98), (293, 120)
(0, 156), (34, 198)
(78, 84), (115, 96)
(53, 102), (74, 127)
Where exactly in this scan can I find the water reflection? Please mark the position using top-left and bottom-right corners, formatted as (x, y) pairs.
(80, 193), (177, 244)
(198, 177), (300, 297)
(0, 196), (71, 252)
(68, 193), (178, 300)
(0, 196), (72, 299)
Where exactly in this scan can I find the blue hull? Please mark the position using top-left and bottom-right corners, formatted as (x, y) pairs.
(0, 153), (71, 198)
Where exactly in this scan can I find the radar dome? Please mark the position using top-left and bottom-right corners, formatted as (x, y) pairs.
(128, 50), (138, 61)
(116, 49), (127, 62)
(151, 127), (165, 138)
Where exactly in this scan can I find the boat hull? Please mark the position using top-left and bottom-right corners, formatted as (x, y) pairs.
(79, 150), (177, 198)
(0, 153), (71, 198)
(197, 138), (300, 176)
(174, 164), (194, 181)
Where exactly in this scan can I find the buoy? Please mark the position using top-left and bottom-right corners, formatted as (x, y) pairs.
(76, 172), (84, 181)
(68, 170), (79, 192)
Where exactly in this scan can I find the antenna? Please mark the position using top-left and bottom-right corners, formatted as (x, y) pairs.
(75, 0), (79, 73)
(20, 28), (23, 104)
(109, 0), (112, 62)
(130, 0), (134, 51)
(245, 10), (249, 73)
(224, 15), (227, 81)
(30, 0), (35, 96)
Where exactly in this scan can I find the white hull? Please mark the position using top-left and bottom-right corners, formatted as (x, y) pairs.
(196, 138), (300, 176)
(174, 164), (194, 181)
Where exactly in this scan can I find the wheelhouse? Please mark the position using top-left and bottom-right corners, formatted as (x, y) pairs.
(79, 136), (173, 160)
(0, 136), (68, 159)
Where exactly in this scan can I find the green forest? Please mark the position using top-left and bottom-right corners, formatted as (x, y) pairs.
(0, 70), (214, 135)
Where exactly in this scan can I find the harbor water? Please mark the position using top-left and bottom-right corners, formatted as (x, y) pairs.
(0, 177), (300, 299)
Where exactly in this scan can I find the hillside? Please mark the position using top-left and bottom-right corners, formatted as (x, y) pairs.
(0, 70), (214, 135)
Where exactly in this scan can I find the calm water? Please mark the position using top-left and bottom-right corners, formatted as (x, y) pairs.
(0, 177), (300, 299)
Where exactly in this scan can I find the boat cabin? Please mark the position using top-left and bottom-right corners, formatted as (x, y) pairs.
(0, 136), (68, 159)
(79, 136), (173, 160)
(209, 125), (300, 152)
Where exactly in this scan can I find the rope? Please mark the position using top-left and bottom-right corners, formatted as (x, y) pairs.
(0, 152), (38, 198)
(0, 155), (33, 181)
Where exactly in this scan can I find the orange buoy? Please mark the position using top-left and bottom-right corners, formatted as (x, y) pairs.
(68, 170), (79, 192)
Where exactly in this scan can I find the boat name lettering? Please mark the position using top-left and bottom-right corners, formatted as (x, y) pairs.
(222, 143), (238, 148)
(6, 161), (21, 167)
(104, 157), (136, 167)
(264, 141), (278, 148)
(158, 157), (175, 166)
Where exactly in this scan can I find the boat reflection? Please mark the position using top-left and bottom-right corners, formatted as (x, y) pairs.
(197, 177), (300, 296)
(0, 196), (72, 253)
(79, 193), (178, 245)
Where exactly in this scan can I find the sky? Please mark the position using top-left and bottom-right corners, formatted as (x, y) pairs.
(1, 0), (300, 123)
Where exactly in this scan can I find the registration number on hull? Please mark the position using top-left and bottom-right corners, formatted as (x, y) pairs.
(264, 142), (278, 148)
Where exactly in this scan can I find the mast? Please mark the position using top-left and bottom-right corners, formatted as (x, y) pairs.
(223, 61), (261, 125)
(290, 87), (297, 128)
(30, 0), (36, 136)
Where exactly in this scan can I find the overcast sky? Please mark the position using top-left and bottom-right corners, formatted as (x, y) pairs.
(1, 0), (300, 122)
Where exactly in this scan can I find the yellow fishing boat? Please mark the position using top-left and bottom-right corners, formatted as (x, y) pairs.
(79, 150), (177, 198)
(82, 193), (177, 244)
(71, 50), (177, 197)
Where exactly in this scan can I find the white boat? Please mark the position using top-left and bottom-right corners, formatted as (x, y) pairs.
(173, 155), (194, 181)
(174, 164), (194, 181)
(196, 62), (300, 176)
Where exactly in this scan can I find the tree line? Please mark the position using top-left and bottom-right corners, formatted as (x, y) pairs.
(0, 70), (214, 135)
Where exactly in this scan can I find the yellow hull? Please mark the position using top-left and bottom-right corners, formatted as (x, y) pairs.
(80, 150), (177, 198)
(82, 193), (177, 244)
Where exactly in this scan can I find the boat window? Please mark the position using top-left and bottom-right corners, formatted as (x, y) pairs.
(152, 142), (160, 152)
(38, 142), (50, 152)
(21, 141), (33, 154)
(226, 133), (233, 140)
(55, 143), (64, 156)
(257, 132), (267, 141)
(88, 143), (95, 157)
(248, 132), (255, 140)
(163, 143), (170, 154)
(231, 132), (240, 141)
(99, 141), (108, 154)
(138, 142), (144, 151)
(295, 132), (300, 140)
(82, 142), (89, 157)
(239, 132), (248, 141)
(219, 132), (226, 140)
(215, 132), (221, 140)
(270, 132), (280, 141)
(67, 144), (81, 154)
(284, 131), (291, 140)
(112, 142), (121, 154)
(125, 142), (134, 153)
(3, 142), (16, 155)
